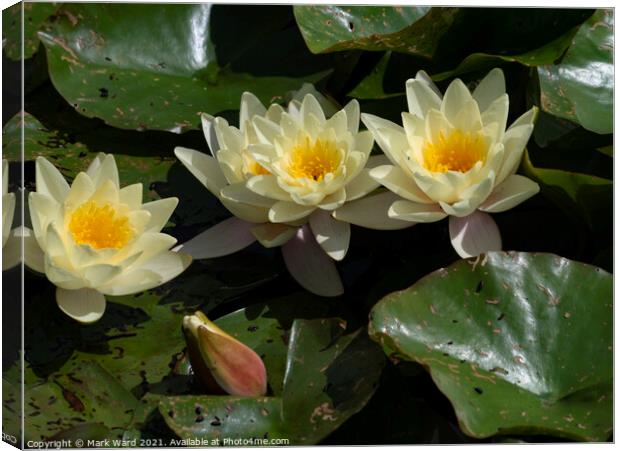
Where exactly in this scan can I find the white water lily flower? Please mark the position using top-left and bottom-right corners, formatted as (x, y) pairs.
(28, 154), (191, 323)
(174, 86), (383, 297)
(336, 68), (540, 258)
(2, 159), (19, 270)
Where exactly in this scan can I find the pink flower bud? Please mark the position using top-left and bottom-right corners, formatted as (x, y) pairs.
(182, 311), (267, 397)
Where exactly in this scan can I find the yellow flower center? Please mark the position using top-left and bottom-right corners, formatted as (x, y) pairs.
(287, 137), (341, 182)
(243, 152), (270, 176)
(422, 130), (486, 173)
(68, 201), (133, 249)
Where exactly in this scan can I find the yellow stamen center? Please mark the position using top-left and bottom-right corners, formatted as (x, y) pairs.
(242, 152), (270, 176)
(422, 130), (486, 173)
(287, 137), (341, 182)
(68, 201), (133, 249)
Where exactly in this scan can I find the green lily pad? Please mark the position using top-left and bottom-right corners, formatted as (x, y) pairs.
(294, 6), (457, 58)
(2, 2), (59, 60)
(2, 111), (207, 203)
(160, 307), (385, 444)
(37, 4), (329, 132)
(521, 150), (612, 238)
(432, 26), (579, 82)
(537, 9), (613, 134)
(160, 396), (284, 444)
(16, 361), (140, 441)
(281, 319), (385, 443)
(369, 251), (612, 441)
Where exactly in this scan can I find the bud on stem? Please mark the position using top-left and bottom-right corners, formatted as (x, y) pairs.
(182, 311), (267, 397)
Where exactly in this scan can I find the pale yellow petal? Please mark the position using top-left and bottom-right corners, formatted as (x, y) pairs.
(479, 175), (540, 213)
(175, 146), (228, 196)
(141, 197), (178, 232)
(308, 209), (350, 261)
(369, 165), (432, 203)
(36, 156), (69, 203)
(269, 201), (315, 223)
(333, 191), (414, 230)
(56, 287), (106, 324)
(250, 223), (297, 248)
(472, 68), (506, 113)
(388, 200), (447, 223)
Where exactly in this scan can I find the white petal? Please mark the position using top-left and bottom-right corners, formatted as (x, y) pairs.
(374, 126), (410, 169)
(220, 197), (270, 223)
(127, 210), (152, 235)
(240, 91), (267, 129)
(449, 211), (502, 258)
(324, 109), (348, 137)
(3, 159), (9, 195)
(214, 117), (243, 151)
(472, 68), (506, 113)
(411, 171), (455, 203)
(308, 209), (350, 261)
(252, 116), (281, 145)
(269, 201), (315, 223)
(116, 232), (176, 268)
(86, 153), (106, 178)
(281, 225), (343, 297)
(65, 172), (95, 212)
(333, 191), (414, 230)
(119, 183), (143, 210)
(173, 217), (256, 259)
(250, 223), (297, 248)
(290, 83), (339, 118)
(97, 269), (161, 296)
(452, 99), (482, 132)
(464, 171), (496, 200)
(2, 227), (21, 271)
(247, 143), (279, 165)
(425, 108), (451, 143)
(318, 188), (346, 211)
(406, 77), (442, 118)
(354, 130), (374, 157)
(370, 165), (432, 203)
(441, 79), (473, 125)
(301, 94), (326, 125)
(56, 287), (106, 324)
(91, 154), (119, 189)
(247, 175), (291, 201)
(22, 227), (45, 273)
(480, 94), (509, 142)
(36, 157), (69, 203)
(344, 170), (380, 202)
(141, 197), (178, 232)
(266, 104), (285, 123)
(45, 223), (68, 258)
(3, 192), (15, 245)
(508, 106), (538, 130)
(201, 113), (219, 156)
(414, 70), (442, 97)
(137, 251), (192, 284)
(221, 182), (275, 208)
(479, 175), (540, 213)
(343, 99), (360, 134)
(28, 192), (59, 244)
(215, 149), (244, 184)
(90, 178), (119, 205)
(497, 124), (534, 184)
(389, 200), (447, 223)
(45, 258), (84, 290)
(83, 264), (122, 287)
(174, 147), (228, 196)
(360, 113), (406, 165)
(439, 198), (480, 218)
